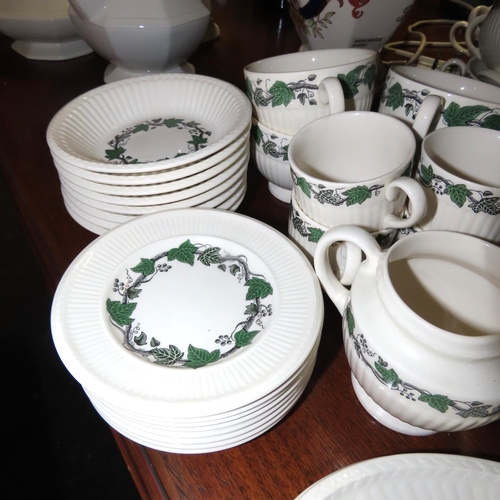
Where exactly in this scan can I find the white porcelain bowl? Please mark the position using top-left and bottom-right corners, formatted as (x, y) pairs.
(67, 0), (210, 82)
(0, 0), (92, 60)
(47, 73), (252, 174)
(250, 119), (293, 202)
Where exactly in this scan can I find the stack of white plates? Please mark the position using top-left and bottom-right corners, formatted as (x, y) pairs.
(46, 73), (252, 235)
(50, 209), (324, 453)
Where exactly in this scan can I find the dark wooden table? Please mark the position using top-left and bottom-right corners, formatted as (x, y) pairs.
(1, 1), (498, 499)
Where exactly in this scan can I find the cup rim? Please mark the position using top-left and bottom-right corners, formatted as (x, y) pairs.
(289, 111), (415, 185)
(244, 48), (377, 75)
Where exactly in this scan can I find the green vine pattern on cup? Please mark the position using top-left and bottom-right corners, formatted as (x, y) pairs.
(380, 80), (500, 131)
(344, 303), (500, 419)
(106, 239), (273, 369)
(290, 206), (325, 243)
(292, 170), (383, 206)
(419, 164), (500, 216)
(251, 124), (289, 161)
(105, 118), (212, 164)
(245, 62), (376, 107)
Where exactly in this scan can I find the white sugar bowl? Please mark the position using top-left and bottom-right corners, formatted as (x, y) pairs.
(68, 0), (212, 83)
(314, 227), (500, 436)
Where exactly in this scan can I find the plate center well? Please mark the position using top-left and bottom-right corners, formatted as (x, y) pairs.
(100, 117), (214, 164)
(104, 235), (275, 368)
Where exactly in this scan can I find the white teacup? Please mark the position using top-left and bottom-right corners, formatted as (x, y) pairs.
(416, 126), (500, 244)
(244, 48), (378, 135)
(288, 111), (427, 232)
(378, 65), (500, 133)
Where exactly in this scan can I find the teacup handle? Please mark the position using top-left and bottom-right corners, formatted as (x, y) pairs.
(450, 20), (470, 55)
(314, 225), (382, 314)
(381, 177), (427, 229)
(464, 15), (487, 60)
(411, 94), (443, 142)
(440, 58), (467, 76)
(318, 77), (346, 115)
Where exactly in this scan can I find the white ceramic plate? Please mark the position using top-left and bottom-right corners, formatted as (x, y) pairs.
(47, 73), (251, 173)
(51, 122), (251, 186)
(295, 453), (500, 500)
(51, 209), (324, 417)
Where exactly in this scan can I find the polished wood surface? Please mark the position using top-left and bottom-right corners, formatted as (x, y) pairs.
(1, 1), (498, 499)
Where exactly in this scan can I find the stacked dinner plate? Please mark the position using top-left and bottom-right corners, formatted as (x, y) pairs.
(46, 73), (252, 235)
(50, 208), (324, 453)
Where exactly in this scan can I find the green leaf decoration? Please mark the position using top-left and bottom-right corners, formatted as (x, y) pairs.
(229, 264), (240, 276)
(167, 239), (197, 266)
(481, 113), (500, 131)
(244, 303), (259, 316)
(375, 361), (402, 388)
(444, 184), (472, 208)
(443, 102), (490, 127)
(418, 393), (454, 413)
(343, 185), (372, 206)
(127, 287), (142, 300)
(152, 345), (184, 365)
(469, 196), (500, 215)
(106, 299), (137, 326)
(134, 331), (147, 346)
(131, 258), (156, 276)
(188, 135), (208, 147)
(282, 144), (289, 162)
(150, 337), (160, 347)
(198, 246), (224, 266)
(218, 264), (227, 272)
(296, 177), (312, 198)
(251, 124), (263, 146)
(234, 329), (259, 347)
(337, 65), (364, 98)
(346, 306), (355, 337)
(132, 124), (149, 134)
(420, 164), (435, 186)
(245, 277), (273, 300)
(184, 344), (221, 369)
(269, 81), (295, 107)
(307, 227), (324, 243)
(363, 63), (377, 90)
(385, 82), (405, 110)
(163, 118), (184, 128)
(245, 77), (253, 100)
(105, 147), (126, 160)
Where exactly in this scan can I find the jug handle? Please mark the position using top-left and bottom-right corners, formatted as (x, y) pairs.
(382, 177), (427, 229)
(412, 94), (443, 142)
(318, 77), (346, 115)
(314, 225), (382, 314)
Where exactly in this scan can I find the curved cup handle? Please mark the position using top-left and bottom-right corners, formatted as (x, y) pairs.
(382, 177), (427, 229)
(314, 225), (382, 314)
(450, 20), (470, 55)
(318, 77), (346, 115)
(411, 94), (443, 142)
(465, 15), (486, 60)
(440, 58), (467, 76)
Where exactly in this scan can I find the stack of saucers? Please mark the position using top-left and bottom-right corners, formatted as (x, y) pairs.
(50, 208), (324, 454)
(46, 73), (252, 235)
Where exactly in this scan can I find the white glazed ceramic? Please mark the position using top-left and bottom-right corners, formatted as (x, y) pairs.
(288, 111), (427, 231)
(416, 126), (500, 244)
(250, 118), (293, 202)
(379, 65), (500, 133)
(295, 453), (500, 500)
(0, 0), (92, 60)
(51, 122), (251, 186)
(51, 209), (324, 418)
(47, 73), (252, 174)
(244, 48), (378, 135)
(450, 1), (500, 73)
(67, 0), (211, 82)
(314, 227), (500, 435)
(286, 0), (415, 52)
(288, 192), (396, 285)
